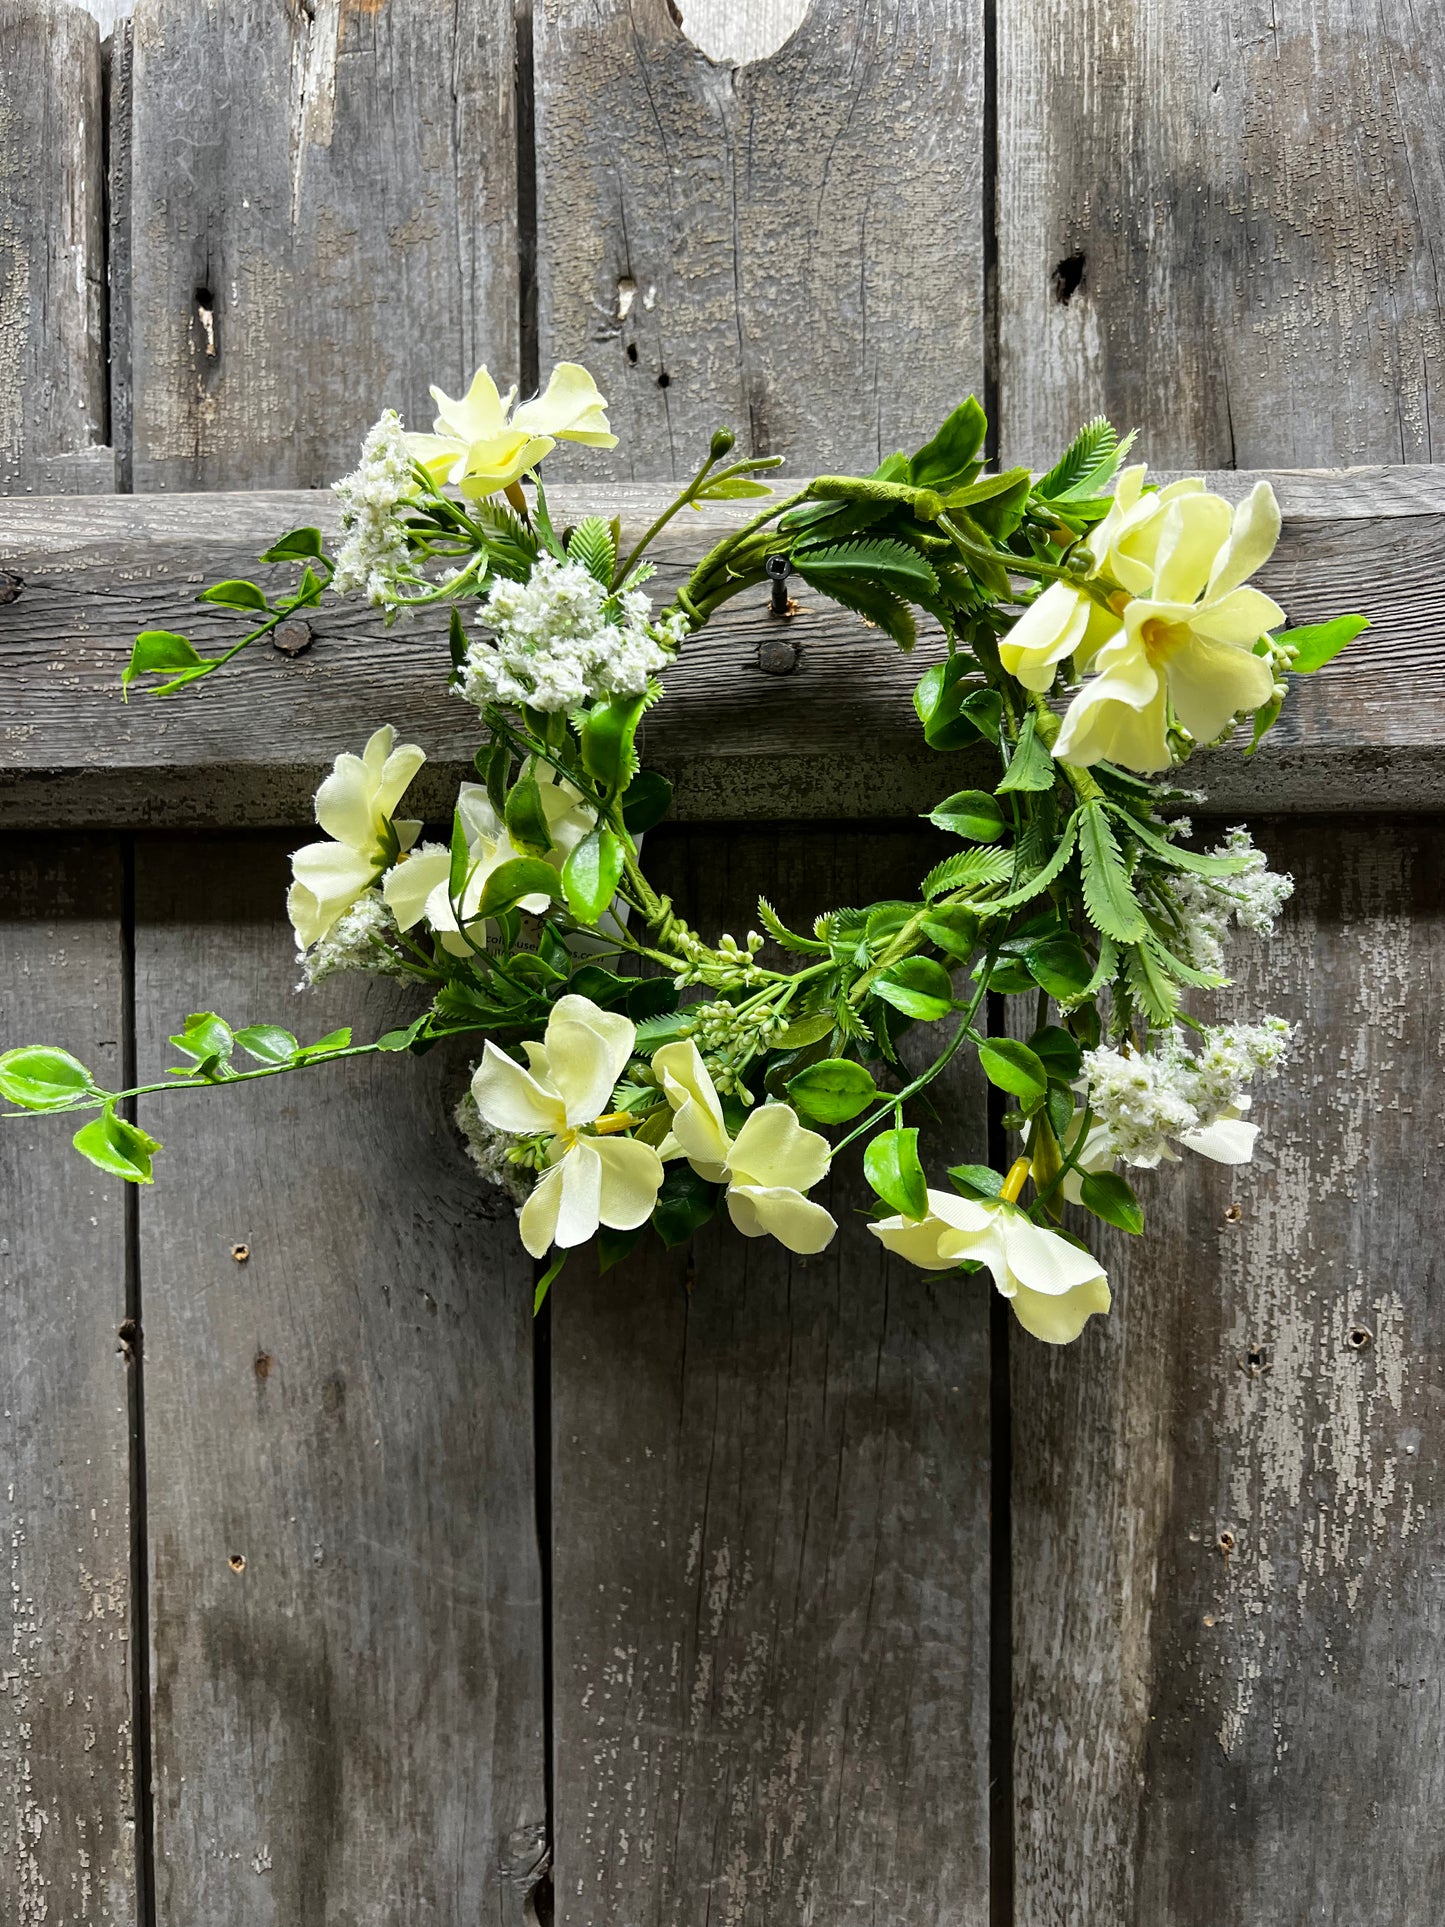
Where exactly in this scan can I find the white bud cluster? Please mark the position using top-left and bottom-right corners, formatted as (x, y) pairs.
(672, 924), (768, 990)
(453, 1090), (539, 1204)
(332, 411), (420, 609)
(458, 555), (686, 713)
(682, 994), (789, 1099)
(1082, 1016), (1294, 1166)
(296, 889), (407, 987)
(1162, 825), (1294, 975)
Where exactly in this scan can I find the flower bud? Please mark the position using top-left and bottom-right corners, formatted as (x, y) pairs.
(1064, 547), (1096, 576)
(710, 426), (737, 460)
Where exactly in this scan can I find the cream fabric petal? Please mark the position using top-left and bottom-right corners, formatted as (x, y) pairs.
(373, 740), (427, 820)
(998, 582), (1092, 691)
(551, 1140), (605, 1248)
(1151, 493), (1232, 605)
(1207, 479), (1281, 598)
(550, 996), (636, 1087)
(431, 367), (507, 443)
(471, 1042), (568, 1136)
(535, 1019), (616, 1129)
(512, 362), (619, 447)
(594, 1136), (665, 1230)
(405, 432), (460, 477)
(457, 435), (556, 497)
(1166, 635), (1276, 743)
(537, 772), (596, 857)
(1179, 1114), (1258, 1163)
(313, 754), (377, 848)
(1188, 585), (1286, 646)
(726, 1103), (830, 1192)
(868, 1213), (958, 1269)
(457, 781), (505, 845)
(290, 839), (377, 910)
(726, 1186), (838, 1254)
(518, 1162), (564, 1259)
(998, 1209), (1109, 1297)
(1053, 636), (1168, 770)
(1010, 1274), (1111, 1344)
(652, 1041), (731, 1169)
(382, 845), (451, 930)
(286, 881), (325, 949)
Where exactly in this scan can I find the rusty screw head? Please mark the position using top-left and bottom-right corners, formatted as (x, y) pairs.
(758, 637), (799, 676)
(272, 618), (313, 657)
(1217, 1529), (1236, 1555)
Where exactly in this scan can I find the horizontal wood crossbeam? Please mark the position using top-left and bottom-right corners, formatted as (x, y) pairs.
(0, 467), (1439, 826)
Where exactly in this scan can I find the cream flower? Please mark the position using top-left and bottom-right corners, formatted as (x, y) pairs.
(652, 1040), (837, 1255)
(383, 770), (594, 954)
(471, 995), (662, 1258)
(288, 726), (425, 949)
(997, 579), (1119, 692)
(1053, 482), (1283, 773)
(406, 362), (617, 500)
(869, 1188), (1110, 1344)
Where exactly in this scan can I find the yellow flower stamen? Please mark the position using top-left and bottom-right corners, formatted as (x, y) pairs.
(592, 1111), (636, 1136)
(1000, 1156), (1032, 1205)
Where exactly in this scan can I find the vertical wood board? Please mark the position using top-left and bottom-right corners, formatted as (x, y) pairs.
(0, 838), (135, 1927)
(533, 0), (985, 481)
(126, 0), (519, 490)
(133, 837), (546, 1926)
(550, 825), (994, 1926)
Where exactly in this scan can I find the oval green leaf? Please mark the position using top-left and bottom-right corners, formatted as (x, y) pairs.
(863, 1126), (928, 1220)
(977, 1036), (1047, 1103)
(0, 1045), (94, 1112)
(1080, 1170), (1145, 1235)
(928, 789), (1006, 841)
(1024, 933), (1093, 1001)
(786, 1057), (877, 1124)
(72, 1106), (160, 1184)
(874, 956), (955, 1021)
(561, 827), (625, 925)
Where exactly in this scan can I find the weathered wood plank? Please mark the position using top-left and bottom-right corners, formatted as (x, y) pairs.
(997, 0), (1445, 468)
(0, 837), (136, 1927)
(0, 1), (111, 494)
(125, 0), (518, 492)
(550, 825), (993, 1926)
(533, 0), (984, 482)
(0, 468), (1437, 824)
(1010, 819), (1445, 1924)
(132, 837), (546, 1926)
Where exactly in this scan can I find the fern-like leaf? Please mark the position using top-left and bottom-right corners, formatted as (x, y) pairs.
(757, 896), (828, 955)
(1035, 419), (1138, 503)
(794, 536), (941, 599)
(1078, 802), (1148, 941)
(1125, 942), (1179, 1028)
(567, 515), (617, 587)
(921, 846), (1016, 902)
(803, 573), (918, 652)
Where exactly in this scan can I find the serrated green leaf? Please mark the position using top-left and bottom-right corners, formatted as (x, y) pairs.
(968, 813), (1080, 914)
(920, 846), (1016, 902)
(948, 1162), (1004, 1200)
(928, 789), (1006, 841)
(1111, 807), (1254, 876)
(1078, 802), (1147, 940)
(478, 857), (565, 920)
(786, 1057), (877, 1123)
(997, 711), (1057, 793)
(123, 629), (205, 696)
(260, 525), (326, 563)
(908, 397), (987, 492)
(232, 1024), (300, 1066)
(1023, 933), (1093, 1001)
(0, 1045), (94, 1112)
(566, 515), (618, 587)
(621, 768), (673, 834)
(1124, 941), (1180, 1027)
(873, 956), (955, 1021)
(757, 896), (828, 955)
(505, 775), (555, 857)
(72, 1105), (160, 1184)
(1035, 418), (1133, 502)
(794, 535), (940, 599)
(798, 569), (917, 651)
(581, 689), (652, 794)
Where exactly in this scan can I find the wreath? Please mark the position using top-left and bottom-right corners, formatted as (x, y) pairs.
(0, 363), (1367, 1340)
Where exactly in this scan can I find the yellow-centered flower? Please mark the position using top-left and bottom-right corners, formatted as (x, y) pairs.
(288, 726), (425, 948)
(405, 362), (617, 500)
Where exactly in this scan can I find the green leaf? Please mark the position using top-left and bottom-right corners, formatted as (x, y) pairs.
(652, 1162), (722, 1248)
(997, 711), (1057, 793)
(977, 1037), (1047, 1103)
(773, 1010), (836, 1049)
(920, 845), (1015, 902)
(1034, 418), (1134, 503)
(757, 896), (828, 955)
(72, 1105), (160, 1184)
(948, 1162), (1004, 1200)
(1245, 692), (1284, 756)
(908, 397), (987, 492)
(1110, 807), (1253, 876)
(928, 789), (1006, 841)
(1125, 940), (1180, 1028)
(534, 1250), (567, 1312)
(597, 1223), (647, 1273)
(483, 733), (511, 820)
(567, 964), (632, 1007)
(0, 1045), (94, 1112)
(1023, 933), (1093, 1001)
(505, 775), (555, 857)
(920, 903), (980, 958)
(565, 515), (617, 587)
(449, 806), (474, 901)
(864, 1127), (928, 1219)
(375, 1014), (431, 1053)
(699, 475), (775, 500)
(232, 1024), (300, 1066)
(802, 571), (917, 651)
(1079, 1170), (1145, 1235)
(794, 536), (940, 600)
(626, 977), (677, 1021)
(198, 578), (269, 612)
(581, 690), (651, 793)
(946, 468), (1032, 539)
(786, 1057), (877, 1123)
(621, 769), (673, 835)
(1278, 614), (1368, 673)
(916, 669), (1003, 751)
(975, 813), (1079, 913)
(297, 1026), (353, 1060)
(561, 828), (624, 924)
(169, 1011), (234, 1074)
(123, 629), (205, 695)
(873, 956), (955, 1022)
(1028, 1024), (1084, 1082)
(1078, 802), (1147, 940)
(260, 525), (326, 563)
(479, 857), (565, 920)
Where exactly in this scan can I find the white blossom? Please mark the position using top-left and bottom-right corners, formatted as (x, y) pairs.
(296, 889), (407, 987)
(332, 411), (420, 608)
(1080, 1017), (1294, 1169)
(458, 554), (685, 713)
(454, 1088), (536, 1205)
(1162, 825), (1294, 975)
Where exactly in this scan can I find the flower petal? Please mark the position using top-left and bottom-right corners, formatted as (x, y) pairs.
(456, 433), (556, 497)
(998, 582), (1093, 691)
(382, 844), (451, 930)
(997, 1208), (1110, 1298)
(1188, 585), (1286, 646)
(286, 880), (326, 950)
(1166, 634), (1277, 742)
(431, 367), (507, 444)
(288, 840), (378, 940)
(1151, 492), (1232, 605)
(550, 994), (635, 1084)
(1053, 635), (1168, 771)
(512, 362), (619, 447)
(1009, 1274), (1111, 1344)
(652, 1041), (732, 1169)
(517, 1161), (564, 1259)
(551, 1140), (604, 1248)
(1179, 1114), (1258, 1163)
(869, 1212), (958, 1269)
(594, 1135), (665, 1230)
(373, 739), (427, 821)
(726, 1103), (831, 1193)
(471, 1041), (567, 1136)
(313, 752), (378, 849)
(545, 996), (636, 1127)
(726, 1185), (838, 1254)
(1207, 479), (1281, 598)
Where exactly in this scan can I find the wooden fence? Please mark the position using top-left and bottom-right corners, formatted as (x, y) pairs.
(2, 3), (1442, 1924)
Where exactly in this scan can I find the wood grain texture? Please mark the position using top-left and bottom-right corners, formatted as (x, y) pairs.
(1011, 819), (1445, 1925)
(125, 0), (517, 492)
(0, 1), (111, 494)
(997, 0), (1445, 468)
(0, 469), (1437, 824)
(550, 825), (993, 1927)
(0, 838), (136, 1927)
(533, 0), (983, 482)
(132, 837), (546, 1926)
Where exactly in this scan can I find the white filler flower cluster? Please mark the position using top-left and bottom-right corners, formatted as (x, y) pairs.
(1162, 825), (1294, 976)
(1082, 1018), (1295, 1167)
(332, 411), (420, 608)
(296, 889), (407, 988)
(453, 1090), (536, 1205)
(459, 555), (686, 712)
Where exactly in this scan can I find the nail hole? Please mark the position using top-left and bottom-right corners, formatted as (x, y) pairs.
(232, 1242), (250, 1263)
(253, 1351), (273, 1381)
(1217, 1529), (1236, 1555)
(1051, 253), (1086, 305)
(616, 274), (637, 320)
(1224, 1202), (1243, 1224)
(625, 342), (639, 364)
(194, 288), (218, 358)
(656, 368), (672, 389)
(1347, 1324), (1374, 1351)
(1244, 1344), (1270, 1373)
(228, 1553), (246, 1573)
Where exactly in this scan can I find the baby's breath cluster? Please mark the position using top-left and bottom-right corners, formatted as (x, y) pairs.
(331, 411), (420, 609)
(296, 889), (407, 988)
(1161, 826), (1294, 976)
(453, 1090), (537, 1205)
(1081, 1018), (1294, 1168)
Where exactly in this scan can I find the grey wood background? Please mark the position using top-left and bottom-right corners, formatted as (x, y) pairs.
(2, 2), (1442, 1924)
